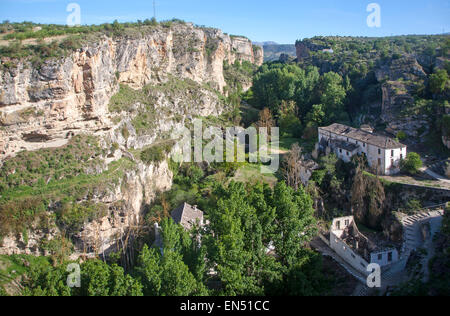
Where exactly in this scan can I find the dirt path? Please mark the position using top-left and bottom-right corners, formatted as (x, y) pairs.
(380, 173), (450, 190)
(421, 167), (450, 185)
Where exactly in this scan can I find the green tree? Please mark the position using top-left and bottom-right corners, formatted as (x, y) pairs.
(271, 182), (317, 267)
(400, 152), (423, 175)
(252, 64), (304, 114)
(294, 66), (320, 118)
(305, 104), (325, 126)
(135, 245), (162, 296)
(318, 72), (347, 123)
(135, 219), (208, 296)
(22, 263), (72, 296)
(429, 69), (449, 95)
(279, 100), (302, 136)
(204, 182), (285, 295)
(77, 260), (142, 296)
(284, 249), (329, 296)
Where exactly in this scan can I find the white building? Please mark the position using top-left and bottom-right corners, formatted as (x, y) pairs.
(318, 123), (407, 175)
(330, 216), (399, 276)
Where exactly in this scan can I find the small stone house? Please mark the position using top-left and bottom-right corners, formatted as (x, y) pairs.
(154, 203), (204, 248)
(318, 123), (407, 175)
(170, 203), (205, 231)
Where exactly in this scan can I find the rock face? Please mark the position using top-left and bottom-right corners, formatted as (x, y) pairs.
(73, 159), (173, 258)
(375, 56), (427, 83)
(0, 23), (263, 160)
(376, 57), (429, 137)
(295, 40), (330, 60)
(0, 23), (263, 258)
(0, 159), (173, 258)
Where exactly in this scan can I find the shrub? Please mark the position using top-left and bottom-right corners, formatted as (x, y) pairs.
(0, 197), (47, 238)
(140, 142), (174, 165)
(396, 131), (407, 141)
(405, 199), (422, 213)
(56, 202), (107, 234)
(400, 152), (423, 175)
(121, 127), (130, 139)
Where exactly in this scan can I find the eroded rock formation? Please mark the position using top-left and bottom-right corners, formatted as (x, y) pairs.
(0, 23), (263, 159)
(0, 23), (263, 258)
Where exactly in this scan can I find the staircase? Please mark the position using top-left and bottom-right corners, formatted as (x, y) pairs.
(400, 208), (445, 260)
(352, 208), (445, 296)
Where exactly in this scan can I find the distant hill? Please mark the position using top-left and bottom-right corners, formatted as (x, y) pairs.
(254, 42), (296, 62)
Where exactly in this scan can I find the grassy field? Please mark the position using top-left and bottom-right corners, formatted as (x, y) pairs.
(232, 163), (278, 188)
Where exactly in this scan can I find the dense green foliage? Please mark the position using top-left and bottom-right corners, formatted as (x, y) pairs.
(21, 259), (143, 296)
(246, 62), (350, 139)
(9, 176), (332, 296)
(296, 35), (449, 74)
(135, 218), (208, 296)
(400, 152), (423, 175)
(430, 69), (449, 95)
(0, 135), (103, 192)
(247, 35), (450, 148)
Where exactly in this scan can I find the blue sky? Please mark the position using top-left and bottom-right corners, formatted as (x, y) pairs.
(0, 0), (449, 43)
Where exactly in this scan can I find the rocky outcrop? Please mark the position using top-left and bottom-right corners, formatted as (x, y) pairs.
(375, 56), (427, 83)
(0, 158), (173, 258)
(72, 159), (173, 258)
(0, 23), (263, 258)
(376, 57), (429, 137)
(295, 39), (331, 60)
(0, 23), (262, 160)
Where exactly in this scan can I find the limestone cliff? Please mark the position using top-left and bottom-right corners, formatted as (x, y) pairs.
(0, 22), (263, 160)
(376, 56), (429, 137)
(0, 22), (263, 258)
(0, 158), (172, 258)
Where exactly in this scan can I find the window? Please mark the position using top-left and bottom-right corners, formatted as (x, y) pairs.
(336, 221), (341, 230)
(391, 150), (395, 157)
(378, 254), (383, 261)
(347, 138), (349, 142)
(400, 154), (403, 160)
(363, 143), (366, 148)
(351, 254), (356, 259)
(356, 141), (359, 145)
(378, 149), (381, 155)
(378, 158), (381, 166)
(346, 151), (349, 156)
(388, 252), (393, 262)
(345, 219), (350, 226)
(339, 149), (342, 154)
